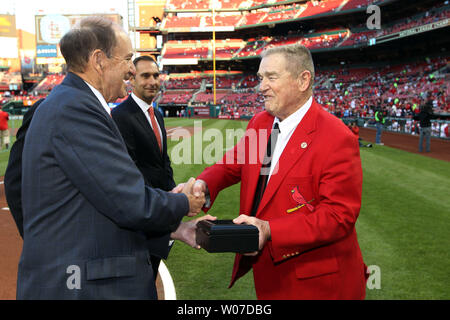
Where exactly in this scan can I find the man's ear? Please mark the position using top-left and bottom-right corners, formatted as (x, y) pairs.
(298, 70), (312, 92)
(90, 49), (105, 73)
(129, 74), (136, 87)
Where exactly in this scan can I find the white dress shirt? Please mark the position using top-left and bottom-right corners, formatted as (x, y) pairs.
(267, 96), (313, 182)
(84, 81), (111, 116)
(131, 92), (164, 150)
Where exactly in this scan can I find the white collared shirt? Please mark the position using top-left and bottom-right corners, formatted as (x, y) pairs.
(267, 96), (313, 182)
(83, 81), (111, 116)
(131, 93), (163, 149)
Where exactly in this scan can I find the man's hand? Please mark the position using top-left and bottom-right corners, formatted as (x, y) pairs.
(233, 215), (271, 256)
(171, 215), (217, 248)
(171, 183), (185, 194)
(192, 179), (207, 197)
(181, 178), (205, 217)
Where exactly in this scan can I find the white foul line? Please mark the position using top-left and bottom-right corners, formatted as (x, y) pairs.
(158, 261), (177, 300)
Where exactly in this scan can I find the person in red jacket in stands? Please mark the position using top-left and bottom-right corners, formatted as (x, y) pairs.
(0, 106), (10, 149)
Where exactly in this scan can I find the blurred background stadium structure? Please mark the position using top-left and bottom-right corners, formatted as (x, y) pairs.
(0, 0), (449, 136)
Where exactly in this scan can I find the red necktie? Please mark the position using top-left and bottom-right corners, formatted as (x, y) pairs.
(148, 106), (162, 152)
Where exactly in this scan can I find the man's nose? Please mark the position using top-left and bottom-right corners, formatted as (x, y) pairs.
(259, 78), (268, 92)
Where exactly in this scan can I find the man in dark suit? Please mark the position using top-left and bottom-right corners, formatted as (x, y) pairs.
(112, 56), (174, 190)
(4, 98), (44, 238)
(16, 16), (205, 299)
(112, 56), (176, 279)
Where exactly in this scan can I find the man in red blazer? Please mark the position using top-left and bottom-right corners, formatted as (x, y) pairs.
(194, 44), (367, 299)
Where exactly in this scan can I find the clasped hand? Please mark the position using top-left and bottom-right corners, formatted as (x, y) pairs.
(171, 177), (205, 217)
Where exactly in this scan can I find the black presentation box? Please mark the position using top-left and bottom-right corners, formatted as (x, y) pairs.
(196, 220), (259, 253)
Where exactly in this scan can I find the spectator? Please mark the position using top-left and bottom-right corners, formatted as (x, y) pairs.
(414, 100), (439, 152)
(374, 106), (386, 145)
(0, 106), (10, 149)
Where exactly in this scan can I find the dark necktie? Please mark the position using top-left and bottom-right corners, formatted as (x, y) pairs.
(251, 122), (280, 216)
(148, 106), (162, 153)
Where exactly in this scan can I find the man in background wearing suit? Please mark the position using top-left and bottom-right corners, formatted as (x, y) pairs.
(112, 56), (176, 280)
(17, 16), (206, 299)
(193, 44), (367, 299)
(4, 98), (45, 238)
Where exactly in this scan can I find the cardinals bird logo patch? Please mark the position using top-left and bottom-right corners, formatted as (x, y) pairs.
(287, 186), (314, 213)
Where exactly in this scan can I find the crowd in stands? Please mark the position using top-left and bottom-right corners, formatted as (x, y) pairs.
(161, 2), (449, 61)
(375, 4), (450, 38)
(313, 57), (449, 136)
(166, 0), (210, 11)
(161, 0), (396, 31)
(158, 55), (448, 129)
(1, 0), (448, 138)
(160, 91), (194, 104)
(162, 28), (348, 60)
(33, 74), (65, 92)
(165, 77), (203, 89)
(0, 91), (46, 107)
(0, 72), (22, 91)
(160, 0), (449, 62)
(341, 3), (450, 47)
(165, 0), (389, 13)
(1, 55), (448, 138)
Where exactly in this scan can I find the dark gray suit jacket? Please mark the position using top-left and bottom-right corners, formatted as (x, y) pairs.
(112, 95), (176, 279)
(112, 95), (175, 191)
(18, 72), (188, 299)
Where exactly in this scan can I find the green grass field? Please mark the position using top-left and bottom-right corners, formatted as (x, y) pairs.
(1, 118), (449, 299)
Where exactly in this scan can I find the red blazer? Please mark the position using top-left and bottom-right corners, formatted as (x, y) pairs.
(198, 100), (367, 299)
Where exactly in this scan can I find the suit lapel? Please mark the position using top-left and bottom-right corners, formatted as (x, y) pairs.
(154, 108), (167, 152)
(255, 101), (319, 216)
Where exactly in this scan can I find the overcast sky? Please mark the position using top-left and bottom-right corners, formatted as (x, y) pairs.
(2, 0), (130, 33)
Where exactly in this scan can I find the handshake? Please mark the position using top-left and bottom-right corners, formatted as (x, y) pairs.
(171, 177), (207, 217)
(169, 178), (270, 255)
(169, 178), (215, 249)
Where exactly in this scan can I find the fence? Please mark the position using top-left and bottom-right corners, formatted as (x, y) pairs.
(341, 117), (450, 140)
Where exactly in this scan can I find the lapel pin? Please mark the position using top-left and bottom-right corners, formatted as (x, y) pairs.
(301, 142), (307, 149)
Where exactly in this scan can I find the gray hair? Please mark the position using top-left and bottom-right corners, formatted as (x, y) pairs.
(60, 16), (118, 73)
(261, 44), (315, 87)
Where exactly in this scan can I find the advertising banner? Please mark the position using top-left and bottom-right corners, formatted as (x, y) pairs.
(36, 44), (58, 57)
(35, 14), (122, 46)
